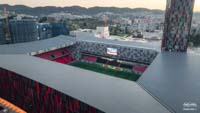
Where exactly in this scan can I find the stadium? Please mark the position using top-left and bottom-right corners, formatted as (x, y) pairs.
(0, 0), (199, 113)
(0, 35), (159, 83)
(35, 36), (158, 81)
(0, 35), (164, 113)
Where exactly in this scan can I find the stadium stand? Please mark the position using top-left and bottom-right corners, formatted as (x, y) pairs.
(133, 65), (147, 73)
(120, 63), (133, 69)
(106, 60), (119, 67)
(96, 57), (108, 64)
(35, 48), (74, 64)
(0, 35), (159, 69)
(74, 41), (158, 65)
(83, 55), (148, 72)
(82, 55), (97, 62)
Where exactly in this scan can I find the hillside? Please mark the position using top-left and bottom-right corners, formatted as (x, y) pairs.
(0, 4), (164, 16)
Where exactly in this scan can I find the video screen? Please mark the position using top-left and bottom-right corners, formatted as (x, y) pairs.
(107, 48), (117, 55)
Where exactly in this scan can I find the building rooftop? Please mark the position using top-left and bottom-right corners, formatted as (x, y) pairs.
(0, 55), (170, 113)
(0, 35), (76, 55)
(0, 35), (160, 55)
(138, 52), (200, 113)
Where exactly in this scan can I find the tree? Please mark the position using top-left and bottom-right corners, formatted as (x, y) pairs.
(39, 17), (47, 23)
(188, 34), (200, 47)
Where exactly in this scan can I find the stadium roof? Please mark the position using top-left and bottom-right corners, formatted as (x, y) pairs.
(0, 55), (170, 113)
(76, 36), (161, 51)
(0, 35), (160, 55)
(0, 35), (76, 55)
(138, 52), (200, 113)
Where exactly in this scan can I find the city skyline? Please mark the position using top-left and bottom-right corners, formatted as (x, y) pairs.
(1, 0), (200, 12)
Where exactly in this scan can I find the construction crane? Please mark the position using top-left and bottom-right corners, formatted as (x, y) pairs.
(3, 8), (11, 43)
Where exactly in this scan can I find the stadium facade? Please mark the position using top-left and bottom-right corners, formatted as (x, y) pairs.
(162, 0), (195, 52)
(0, 54), (171, 113)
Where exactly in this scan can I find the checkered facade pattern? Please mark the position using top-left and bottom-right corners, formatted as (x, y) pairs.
(162, 0), (195, 52)
(70, 41), (158, 65)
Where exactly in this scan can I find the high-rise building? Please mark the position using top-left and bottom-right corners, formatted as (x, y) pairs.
(0, 21), (6, 44)
(9, 19), (38, 43)
(162, 0), (195, 52)
(37, 23), (52, 40)
(51, 22), (69, 37)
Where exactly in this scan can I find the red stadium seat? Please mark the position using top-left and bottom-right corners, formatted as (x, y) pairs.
(35, 53), (50, 59)
(133, 65), (147, 73)
(82, 55), (97, 62)
(35, 48), (75, 64)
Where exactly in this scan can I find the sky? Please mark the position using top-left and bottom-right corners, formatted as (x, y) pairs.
(0, 0), (200, 12)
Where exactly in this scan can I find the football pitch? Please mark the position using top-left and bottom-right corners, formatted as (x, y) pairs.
(68, 61), (141, 81)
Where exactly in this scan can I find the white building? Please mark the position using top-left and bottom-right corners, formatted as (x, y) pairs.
(95, 26), (110, 38)
(143, 30), (163, 40)
(127, 24), (138, 33)
(69, 29), (95, 37)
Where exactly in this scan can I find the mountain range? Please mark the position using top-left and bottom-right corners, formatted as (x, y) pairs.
(0, 4), (165, 17)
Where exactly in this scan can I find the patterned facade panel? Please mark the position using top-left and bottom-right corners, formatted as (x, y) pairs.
(0, 68), (104, 113)
(71, 41), (158, 65)
(162, 0), (195, 52)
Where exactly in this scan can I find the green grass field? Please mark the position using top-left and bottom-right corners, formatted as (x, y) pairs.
(68, 61), (141, 81)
